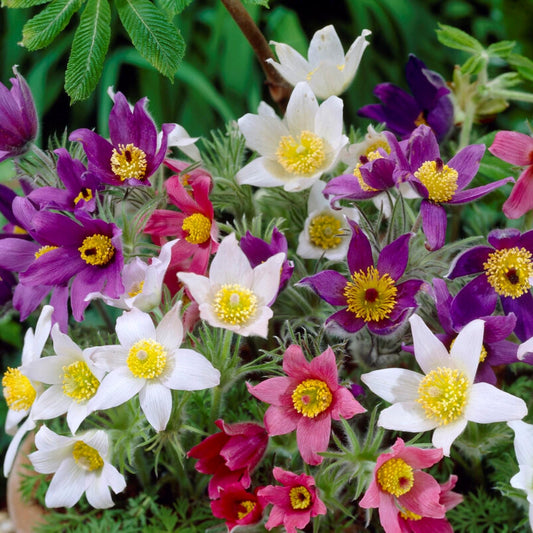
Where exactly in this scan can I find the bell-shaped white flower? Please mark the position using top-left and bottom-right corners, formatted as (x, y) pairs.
(267, 25), (371, 99)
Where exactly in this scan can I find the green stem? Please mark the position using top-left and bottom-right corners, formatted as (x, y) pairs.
(458, 100), (476, 150)
(489, 89), (533, 103)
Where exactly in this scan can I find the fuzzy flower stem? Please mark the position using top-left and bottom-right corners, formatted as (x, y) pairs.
(220, 0), (292, 112)
(411, 211), (423, 234)
(458, 99), (476, 150)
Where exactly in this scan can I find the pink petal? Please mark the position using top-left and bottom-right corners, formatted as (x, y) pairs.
(263, 405), (298, 436)
(502, 166), (533, 219)
(296, 415), (331, 465)
(282, 345), (310, 378)
(330, 386), (366, 420)
(489, 131), (533, 166)
(308, 347), (339, 388)
(246, 377), (291, 405)
(398, 471), (445, 518)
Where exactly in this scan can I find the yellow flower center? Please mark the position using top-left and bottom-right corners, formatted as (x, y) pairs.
(353, 150), (383, 192)
(414, 111), (428, 127)
(237, 500), (256, 519)
(78, 234), (115, 266)
(2, 367), (36, 411)
(399, 507), (423, 521)
(72, 441), (104, 471)
(110, 143), (147, 181)
(289, 486), (312, 510)
(377, 458), (414, 497)
(365, 140), (390, 156)
(213, 284), (258, 326)
(34, 245), (58, 260)
(483, 247), (533, 298)
(417, 367), (469, 425)
(414, 160), (459, 203)
(73, 187), (93, 205)
(308, 214), (343, 250)
(182, 213), (212, 244)
(276, 130), (326, 175)
(128, 280), (144, 297)
(292, 378), (332, 418)
(62, 361), (99, 403)
(344, 266), (398, 322)
(127, 339), (167, 379)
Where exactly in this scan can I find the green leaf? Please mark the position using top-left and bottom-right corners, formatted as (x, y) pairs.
(65, 0), (111, 101)
(21, 0), (84, 50)
(243, 0), (269, 6)
(508, 53), (533, 82)
(2, 0), (50, 7)
(436, 23), (484, 54)
(461, 54), (487, 75)
(487, 40), (516, 59)
(115, 0), (184, 79)
(156, 0), (193, 16)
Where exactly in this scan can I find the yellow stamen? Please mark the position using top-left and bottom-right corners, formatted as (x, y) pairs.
(353, 150), (383, 192)
(182, 213), (211, 244)
(308, 214), (343, 250)
(35, 245), (58, 260)
(276, 131), (326, 175)
(292, 378), (332, 418)
(127, 339), (167, 379)
(128, 281), (144, 297)
(414, 111), (428, 127)
(414, 160), (458, 203)
(72, 441), (104, 471)
(73, 187), (93, 205)
(62, 361), (99, 403)
(78, 234), (115, 266)
(483, 247), (533, 298)
(237, 500), (256, 519)
(212, 284), (258, 326)
(13, 225), (27, 235)
(289, 486), (312, 510)
(377, 458), (414, 497)
(110, 143), (147, 181)
(364, 140), (390, 156)
(400, 507), (423, 521)
(2, 367), (36, 411)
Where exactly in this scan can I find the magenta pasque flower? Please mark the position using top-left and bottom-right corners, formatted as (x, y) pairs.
(247, 344), (365, 465)
(258, 467), (326, 533)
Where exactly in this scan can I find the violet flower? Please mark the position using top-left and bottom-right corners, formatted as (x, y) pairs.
(0, 183), (31, 239)
(69, 92), (175, 186)
(299, 220), (424, 335)
(0, 267), (16, 306)
(447, 228), (533, 342)
(386, 124), (512, 250)
(0, 66), (38, 162)
(358, 54), (453, 142)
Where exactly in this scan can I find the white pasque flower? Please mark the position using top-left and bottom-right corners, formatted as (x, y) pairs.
(296, 179), (358, 261)
(508, 420), (533, 530)
(85, 239), (177, 312)
(267, 25), (371, 100)
(87, 303), (220, 432)
(28, 425), (126, 509)
(3, 304), (53, 476)
(25, 323), (105, 434)
(236, 82), (348, 192)
(178, 233), (285, 338)
(361, 315), (527, 456)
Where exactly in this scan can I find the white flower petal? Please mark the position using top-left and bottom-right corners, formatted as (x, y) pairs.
(87, 345), (128, 371)
(45, 459), (86, 508)
(3, 418), (36, 477)
(82, 430), (110, 458)
(409, 314), (450, 373)
(177, 272), (212, 307)
(450, 319), (484, 381)
(361, 368), (422, 403)
(465, 382), (527, 423)
(88, 368), (143, 412)
(31, 386), (68, 420)
(209, 233), (253, 287)
(6, 408), (27, 435)
(24, 355), (68, 384)
(67, 402), (91, 434)
(251, 252), (284, 304)
(156, 302), (184, 352)
(308, 25), (345, 68)
(285, 82), (318, 134)
(377, 401), (436, 432)
(139, 382), (172, 431)
(102, 462), (127, 493)
(164, 348), (220, 390)
(268, 42), (309, 85)
(85, 475), (115, 509)
(51, 324), (83, 359)
(314, 95), (344, 144)
(21, 305), (53, 364)
(508, 421), (533, 466)
(236, 157), (286, 188)
(238, 113), (288, 157)
(518, 336), (533, 360)
(432, 418), (468, 456)
(30, 427), (72, 473)
(343, 29), (372, 84)
(116, 308), (156, 348)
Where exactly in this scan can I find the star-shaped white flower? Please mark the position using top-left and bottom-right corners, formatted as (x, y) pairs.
(178, 233), (285, 338)
(236, 82), (348, 192)
(28, 425), (126, 509)
(87, 303), (220, 431)
(361, 315), (527, 455)
(267, 25), (371, 99)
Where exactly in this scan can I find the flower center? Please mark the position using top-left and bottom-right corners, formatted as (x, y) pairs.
(289, 486), (312, 510)
(414, 159), (458, 203)
(414, 111), (428, 127)
(78, 234), (115, 266)
(276, 130), (326, 175)
(344, 266), (398, 322)
(128, 280), (144, 297)
(365, 141), (390, 155)
(73, 187), (93, 205)
(72, 441), (104, 471)
(237, 500), (256, 519)
(483, 247), (533, 298)
(34, 245), (58, 260)
(182, 213), (212, 244)
(417, 367), (469, 425)
(2, 367), (36, 411)
(308, 214), (343, 250)
(127, 339), (167, 379)
(353, 150), (383, 192)
(62, 361), (99, 403)
(213, 284), (258, 326)
(110, 143), (147, 181)
(292, 378), (332, 418)
(377, 458), (414, 497)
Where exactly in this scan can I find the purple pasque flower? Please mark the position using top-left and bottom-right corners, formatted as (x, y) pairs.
(386, 124), (512, 250)
(0, 266), (16, 306)
(358, 54), (453, 142)
(19, 210), (124, 322)
(0, 181), (34, 238)
(0, 66), (38, 162)
(447, 228), (533, 342)
(299, 220), (424, 335)
(27, 149), (103, 213)
(69, 92), (175, 186)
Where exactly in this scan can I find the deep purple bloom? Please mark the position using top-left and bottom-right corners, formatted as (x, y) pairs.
(386, 124), (512, 250)
(0, 266), (16, 306)
(358, 54), (453, 142)
(0, 66), (38, 162)
(299, 220), (424, 335)
(27, 148), (103, 213)
(69, 92), (175, 186)
(0, 183), (31, 239)
(19, 210), (124, 321)
(448, 228), (533, 342)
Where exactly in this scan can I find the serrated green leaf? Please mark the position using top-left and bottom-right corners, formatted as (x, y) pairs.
(2, 0), (50, 8)
(65, 0), (111, 101)
(21, 0), (84, 51)
(115, 0), (184, 79)
(461, 54), (487, 75)
(436, 23), (484, 54)
(508, 53), (533, 82)
(156, 0), (192, 16)
(487, 40), (515, 59)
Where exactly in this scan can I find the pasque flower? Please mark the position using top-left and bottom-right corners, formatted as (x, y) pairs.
(361, 315), (527, 455)
(236, 82), (348, 192)
(210, 483), (264, 531)
(28, 425), (126, 509)
(0, 66), (38, 162)
(299, 220), (424, 335)
(266, 25), (371, 99)
(247, 344), (365, 465)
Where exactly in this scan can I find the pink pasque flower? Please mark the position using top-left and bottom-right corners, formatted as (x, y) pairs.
(258, 467), (326, 533)
(247, 345), (365, 465)
(489, 131), (533, 219)
(359, 438), (447, 533)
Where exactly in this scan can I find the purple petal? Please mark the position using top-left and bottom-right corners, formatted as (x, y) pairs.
(323, 174), (376, 203)
(0, 238), (39, 271)
(449, 178), (514, 205)
(487, 228), (521, 250)
(485, 340), (518, 366)
(501, 293), (533, 342)
(408, 125), (441, 171)
(448, 144), (485, 189)
(421, 200), (446, 251)
(13, 283), (51, 321)
(326, 308), (365, 334)
(346, 220), (373, 274)
(298, 270), (348, 306)
(20, 248), (82, 286)
(450, 275), (498, 324)
(432, 278), (454, 335)
(479, 313), (517, 343)
(426, 95), (454, 142)
(447, 246), (492, 279)
(377, 233), (411, 280)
